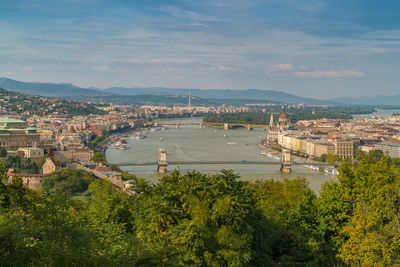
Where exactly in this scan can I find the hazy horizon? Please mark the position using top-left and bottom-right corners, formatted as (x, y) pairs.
(1, 1), (400, 99)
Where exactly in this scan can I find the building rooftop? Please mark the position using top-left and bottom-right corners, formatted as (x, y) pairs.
(0, 118), (26, 123)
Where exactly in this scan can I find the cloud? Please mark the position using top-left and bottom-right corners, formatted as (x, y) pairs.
(92, 65), (109, 71)
(270, 63), (293, 71)
(20, 66), (33, 71)
(161, 5), (218, 22)
(293, 70), (365, 78)
(217, 65), (237, 71)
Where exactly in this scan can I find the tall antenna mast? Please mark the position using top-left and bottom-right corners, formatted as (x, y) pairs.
(188, 88), (191, 108)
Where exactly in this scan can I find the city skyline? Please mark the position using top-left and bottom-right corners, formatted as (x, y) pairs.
(1, 0), (400, 99)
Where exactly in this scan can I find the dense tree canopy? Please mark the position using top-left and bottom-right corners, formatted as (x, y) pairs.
(6, 155), (39, 174)
(319, 153), (400, 265)
(42, 169), (96, 194)
(91, 152), (106, 165)
(203, 106), (375, 125)
(1, 151), (400, 266)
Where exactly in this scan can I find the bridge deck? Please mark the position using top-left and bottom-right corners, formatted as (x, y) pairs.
(116, 160), (336, 167)
(154, 122), (269, 128)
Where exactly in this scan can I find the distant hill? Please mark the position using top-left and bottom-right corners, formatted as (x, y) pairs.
(0, 77), (107, 97)
(104, 87), (327, 104)
(330, 95), (400, 106)
(0, 77), (329, 105)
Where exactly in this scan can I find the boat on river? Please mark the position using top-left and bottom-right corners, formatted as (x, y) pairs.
(324, 168), (339, 175)
(261, 151), (281, 160)
(300, 164), (319, 171)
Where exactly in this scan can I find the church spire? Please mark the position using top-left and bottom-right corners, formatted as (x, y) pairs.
(269, 113), (274, 127)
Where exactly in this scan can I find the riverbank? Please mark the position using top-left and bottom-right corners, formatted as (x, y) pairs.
(258, 138), (339, 174)
(104, 118), (336, 193)
(96, 127), (150, 155)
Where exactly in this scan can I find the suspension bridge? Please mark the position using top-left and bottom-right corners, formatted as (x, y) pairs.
(117, 160), (336, 166)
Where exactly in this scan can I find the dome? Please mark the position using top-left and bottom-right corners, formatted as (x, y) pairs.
(279, 112), (289, 120)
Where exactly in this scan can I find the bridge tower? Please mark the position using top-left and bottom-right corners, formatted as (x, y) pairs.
(157, 148), (168, 173)
(280, 149), (292, 172)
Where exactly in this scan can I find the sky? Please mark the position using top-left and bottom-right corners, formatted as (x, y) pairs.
(1, 0), (400, 99)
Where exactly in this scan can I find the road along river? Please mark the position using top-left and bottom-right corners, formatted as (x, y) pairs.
(105, 118), (336, 193)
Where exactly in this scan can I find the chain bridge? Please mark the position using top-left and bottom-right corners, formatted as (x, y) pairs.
(117, 160), (336, 166)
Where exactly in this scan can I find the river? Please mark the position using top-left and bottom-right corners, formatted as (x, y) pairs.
(353, 108), (400, 119)
(105, 118), (337, 193)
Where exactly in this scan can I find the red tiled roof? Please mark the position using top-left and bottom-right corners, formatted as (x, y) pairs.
(94, 166), (110, 172)
(75, 147), (91, 152)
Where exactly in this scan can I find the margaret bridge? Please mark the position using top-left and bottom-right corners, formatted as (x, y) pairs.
(152, 122), (270, 130)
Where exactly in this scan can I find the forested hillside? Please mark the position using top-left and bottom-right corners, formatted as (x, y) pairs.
(0, 88), (107, 116)
(1, 152), (399, 266)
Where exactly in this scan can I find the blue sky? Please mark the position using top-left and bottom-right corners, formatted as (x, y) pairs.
(1, 0), (400, 99)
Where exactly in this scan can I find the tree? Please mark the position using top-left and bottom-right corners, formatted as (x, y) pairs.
(0, 176), (141, 266)
(135, 170), (257, 266)
(42, 169), (95, 194)
(31, 162), (39, 174)
(109, 164), (122, 172)
(0, 147), (7, 157)
(318, 151), (400, 265)
(91, 136), (105, 149)
(92, 152), (106, 165)
(251, 178), (333, 265)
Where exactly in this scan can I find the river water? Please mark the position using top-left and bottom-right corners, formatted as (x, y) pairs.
(105, 118), (336, 193)
(353, 108), (400, 119)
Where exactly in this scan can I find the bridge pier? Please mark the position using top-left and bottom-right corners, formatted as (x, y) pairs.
(154, 123), (158, 127)
(157, 148), (167, 173)
(176, 123), (180, 129)
(247, 124), (253, 130)
(280, 149), (292, 172)
(224, 123), (229, 130)
(199, 123), (203, 129)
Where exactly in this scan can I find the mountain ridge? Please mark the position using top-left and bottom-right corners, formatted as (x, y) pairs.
(0, 77), (329, 105)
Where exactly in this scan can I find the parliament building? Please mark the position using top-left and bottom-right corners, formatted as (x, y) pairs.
(266, 111), (290, 143)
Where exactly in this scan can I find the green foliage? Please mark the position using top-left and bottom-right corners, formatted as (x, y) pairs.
(6, 155), (39, 173)
(0, 178), (141, 266)
(0, 147), (7, 158)
(109, 164), (122, 172)
(91, 136), (106, 149)
(318, 151), (400, 265)
(0, 88), (107, 116)
(42, 169), (95, 194)
(251, 178), (334, 265)
(271, 146), (282, 152)
(203, 106), (376, 124)
(120, 171), (136, 181)
(314, 153), (340, 163)
(204, 111), (269, 124)
(2, 153), (400, 265)
(92, 152), (106, 164)
(135, 170), (257, 266)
